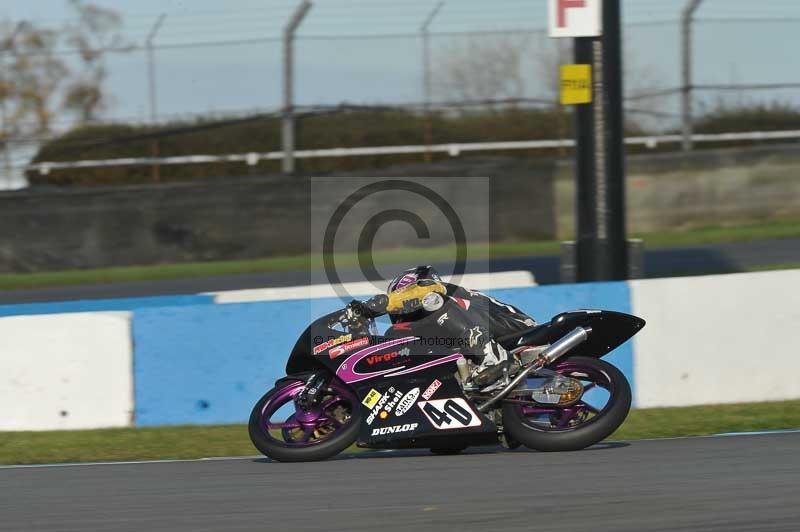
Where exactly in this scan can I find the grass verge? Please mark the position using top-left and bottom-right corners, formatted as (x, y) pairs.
(1, 400), (798, 465)
(1, 220), (799, 291)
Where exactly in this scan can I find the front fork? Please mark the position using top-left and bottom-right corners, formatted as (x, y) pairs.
(294, 371), (330, 412)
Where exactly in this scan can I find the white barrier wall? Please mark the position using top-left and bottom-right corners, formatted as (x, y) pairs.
(631, 270), (800, 408)
(0, 312), (133, 431)
(210, 271), (537, 304)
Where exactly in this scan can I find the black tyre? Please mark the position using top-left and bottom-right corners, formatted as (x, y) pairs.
(502, 356), (631, 452)
(248, 378), (361, 462)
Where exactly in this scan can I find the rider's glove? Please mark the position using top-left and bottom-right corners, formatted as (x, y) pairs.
(347, 295), (388, 320)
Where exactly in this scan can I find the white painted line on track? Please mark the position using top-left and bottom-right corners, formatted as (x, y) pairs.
(2, 429), (799, 470)
(0, 455), (262, 471)
(712, 428), (800, 437)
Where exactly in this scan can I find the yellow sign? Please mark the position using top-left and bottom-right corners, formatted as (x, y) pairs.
(560, 64), (592, 105)
(362, 389), (382, 409)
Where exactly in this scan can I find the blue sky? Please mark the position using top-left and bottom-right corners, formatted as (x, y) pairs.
(2, 0), (799, 126)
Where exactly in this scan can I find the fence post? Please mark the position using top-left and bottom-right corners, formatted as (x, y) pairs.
(681, 0), (704, 152)
(146, 14), (166, 182)
(420, 2), (444, 163)
(282, 0), (313, 175)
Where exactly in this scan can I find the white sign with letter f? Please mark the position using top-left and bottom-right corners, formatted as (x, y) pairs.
(548, 0), (603, 38)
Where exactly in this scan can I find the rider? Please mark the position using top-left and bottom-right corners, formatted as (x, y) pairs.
(350, 265), (537, 387)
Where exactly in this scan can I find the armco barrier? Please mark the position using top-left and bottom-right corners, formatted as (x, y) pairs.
(0, 312), (134, 430)
(132, 283), (632, 426)
(631, 270), (800, 408)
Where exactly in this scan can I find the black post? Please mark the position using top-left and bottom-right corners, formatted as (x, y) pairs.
(574, 0), (627, 282)
(573, 37), (597, 282)
(600, 0), (628, 280)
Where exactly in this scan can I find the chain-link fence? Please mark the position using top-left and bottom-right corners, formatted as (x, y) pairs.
(2, 0), (800, 187)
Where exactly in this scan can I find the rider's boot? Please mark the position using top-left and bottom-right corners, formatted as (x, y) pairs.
(470, 341), (513, 387)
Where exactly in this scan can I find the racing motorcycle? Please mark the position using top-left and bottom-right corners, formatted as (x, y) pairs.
(248, 296), (645, 462)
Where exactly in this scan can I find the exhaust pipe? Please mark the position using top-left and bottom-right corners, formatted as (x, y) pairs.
(477, 326), (592, 413)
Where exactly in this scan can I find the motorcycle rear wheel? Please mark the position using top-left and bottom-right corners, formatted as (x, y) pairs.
(248, 377), (361, 462)
(502, 356), (631, 452)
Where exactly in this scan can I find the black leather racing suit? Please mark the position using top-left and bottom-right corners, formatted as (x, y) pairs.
(386, 283), (536, 366)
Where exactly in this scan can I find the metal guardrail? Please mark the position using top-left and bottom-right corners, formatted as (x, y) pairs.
(25, 129), (800, 174)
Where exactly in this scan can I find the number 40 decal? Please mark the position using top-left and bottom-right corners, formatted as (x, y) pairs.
(418, 398), (482, 430)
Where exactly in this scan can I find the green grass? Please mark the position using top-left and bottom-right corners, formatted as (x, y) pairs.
(631, 220), (800, 248)
(1, 400), (798, 465)
(0, 220), (798, 291)
(745, 262), (800, 273)
(612, 400), (800, 441)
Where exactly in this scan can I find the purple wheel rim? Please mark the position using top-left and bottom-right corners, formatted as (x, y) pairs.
(510, 360), (615, 433)
(258, 380), (358, 447)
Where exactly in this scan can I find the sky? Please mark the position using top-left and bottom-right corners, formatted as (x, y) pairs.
(2, 0), (798, 129)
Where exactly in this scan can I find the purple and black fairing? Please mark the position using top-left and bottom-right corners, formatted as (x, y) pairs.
(284, 307), (499, 449)
(282, 306), (644, 450)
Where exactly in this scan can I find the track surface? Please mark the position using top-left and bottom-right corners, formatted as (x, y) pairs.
(2, 432), (799, 532)
(2, 238), (799, 304)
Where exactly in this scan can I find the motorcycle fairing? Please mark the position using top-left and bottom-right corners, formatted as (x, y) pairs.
(498, 310), (645, 358)
(352, 372), (497, 448)
(286, 306), (478, 379)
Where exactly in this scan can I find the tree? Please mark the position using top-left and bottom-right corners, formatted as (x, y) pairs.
(434, 34), (530, 104)
(4, 21), (68, 134)
(0, 1), (127, 139)
(63, 0), (127, 122)
(433, 33), (669, 130)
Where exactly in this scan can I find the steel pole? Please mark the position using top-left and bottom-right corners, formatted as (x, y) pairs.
(575, 0), (627, 282)
(681, 0), (704, 152)
(146, 14), (166, 182)
(282, 0), (313, 175)
(146, 14), (166, 123)
(421, 1), (444, 110)
(420, 1), (444, 163)
(599, 0), (627, 280)
(574, 37), (597, 281)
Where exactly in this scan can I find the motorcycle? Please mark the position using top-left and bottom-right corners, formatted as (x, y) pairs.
(248, 295), (645, 462)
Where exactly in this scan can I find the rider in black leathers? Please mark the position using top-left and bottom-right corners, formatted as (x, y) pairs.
(350, 265), (537, 386)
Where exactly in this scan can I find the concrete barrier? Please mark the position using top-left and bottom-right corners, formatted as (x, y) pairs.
(132, 283), (632, 426)
(210, 271), (537, 304)
(3, 269), (799, 430)
(0, 294), (214, 318)
(0, 312), (133, 431)
(631, 270), (800, 408)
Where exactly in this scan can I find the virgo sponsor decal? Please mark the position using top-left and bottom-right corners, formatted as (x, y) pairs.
(394, 387), (420, 417)
(366, 351), (399, 366)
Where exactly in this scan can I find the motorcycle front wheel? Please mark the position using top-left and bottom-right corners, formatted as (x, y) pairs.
(501, 356), (631, 452)
(248, 377), (361, 462)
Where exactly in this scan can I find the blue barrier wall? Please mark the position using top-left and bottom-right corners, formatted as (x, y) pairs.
(132, 283), (634, 426)
(133, 298), (344, 426)
(486, 282), (634, 401)
(0, 294), (215, 318)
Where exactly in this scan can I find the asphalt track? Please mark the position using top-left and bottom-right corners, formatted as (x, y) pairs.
(2, 432), (799, 532)
(2, 238), (799, 304)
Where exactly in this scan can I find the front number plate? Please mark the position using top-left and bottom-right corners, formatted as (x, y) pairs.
(418, 398), (482, 430)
